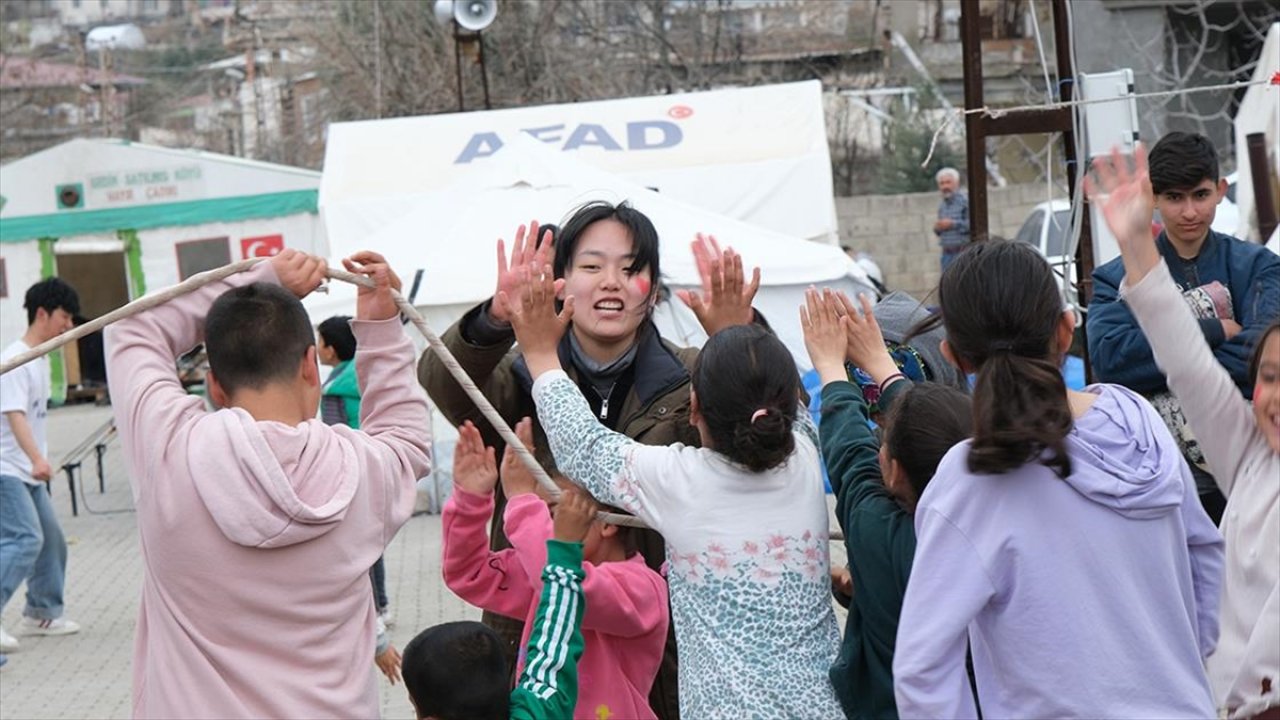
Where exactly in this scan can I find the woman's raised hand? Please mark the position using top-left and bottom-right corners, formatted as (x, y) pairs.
(491, 221), (557, 324)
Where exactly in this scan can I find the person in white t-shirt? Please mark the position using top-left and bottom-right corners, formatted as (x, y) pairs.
(0, 277), (82, 663)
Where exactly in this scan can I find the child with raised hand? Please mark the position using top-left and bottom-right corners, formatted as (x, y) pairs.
(892, 240), (1224, 719)
(1089, 144), (1280, 719)
(801, 288), (971, 720)
(441, 417), (668, 720)
(500, 263), (843, 719)
(405, 489), (596, 720)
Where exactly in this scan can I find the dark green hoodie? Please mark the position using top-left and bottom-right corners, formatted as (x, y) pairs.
(821, 379), (914, 720)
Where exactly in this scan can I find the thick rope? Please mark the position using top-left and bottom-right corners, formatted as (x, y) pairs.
(0, 258), (645, 528)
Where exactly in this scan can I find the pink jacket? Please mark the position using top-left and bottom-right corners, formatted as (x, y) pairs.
(443, 488), (668, 720)
(105, 262), (432, 719)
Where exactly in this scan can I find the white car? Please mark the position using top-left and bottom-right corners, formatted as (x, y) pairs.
(1213, 171), (1240, 237)
(1013, 200), (1078, 312)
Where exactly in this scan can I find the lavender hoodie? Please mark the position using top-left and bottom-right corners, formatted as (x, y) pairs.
(105, 263), (432, 719)
(895, 383), (1223, 719)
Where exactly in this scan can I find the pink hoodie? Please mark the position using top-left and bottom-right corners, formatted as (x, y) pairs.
(443, 488), (668, 720)
(104, 262), (432, 719)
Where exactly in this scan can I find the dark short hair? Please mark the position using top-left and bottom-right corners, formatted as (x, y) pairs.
(1149, 131), (1220, 195)
(402, 621), (509, 720)
(692, 324), (799, 473)
(882, 383), (972, 498)
(24, 277), (80, 325)
(204, 283), (314, 396)
(938, 241), (1073, 478)
(1249, 319), (1280, 384)
(317, 315), (356, 362)
(554, 201), (661, 304)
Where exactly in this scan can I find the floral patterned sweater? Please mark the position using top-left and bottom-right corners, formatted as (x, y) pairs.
(532, 370), (843, 719)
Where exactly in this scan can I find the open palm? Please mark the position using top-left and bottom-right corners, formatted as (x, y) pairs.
(1084, 144), (1161, 281)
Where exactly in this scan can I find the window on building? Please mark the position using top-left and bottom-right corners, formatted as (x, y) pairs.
(175, 237), (231, 280)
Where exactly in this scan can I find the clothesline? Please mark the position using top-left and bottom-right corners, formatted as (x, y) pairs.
(921, 74), (1277, 169)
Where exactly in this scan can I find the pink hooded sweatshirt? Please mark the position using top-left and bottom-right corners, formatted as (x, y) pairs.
(443, 488), (669, 720)
(104, 262), (432, 719)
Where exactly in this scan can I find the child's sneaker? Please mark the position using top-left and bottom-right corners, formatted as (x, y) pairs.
(19, 616), (81, 636)
(0, 626), (18, 652)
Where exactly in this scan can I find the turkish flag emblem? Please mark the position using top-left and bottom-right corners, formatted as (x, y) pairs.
(241, 234), (284, 259)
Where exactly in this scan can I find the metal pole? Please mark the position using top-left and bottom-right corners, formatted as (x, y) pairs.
(1247, 132), (1278, 243)
(959, 0), (989, 241)
(453, 24), (465, 112)
(477, 31), (491, 110)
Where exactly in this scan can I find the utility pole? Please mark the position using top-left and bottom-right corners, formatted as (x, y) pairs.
(959, 0), (1095, 374)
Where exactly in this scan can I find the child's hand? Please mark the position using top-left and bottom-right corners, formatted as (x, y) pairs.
(1084, 143), (1161, 285)
(802, 287), (852, 386)
(270, 248), (328, 298)
(831, 566), (854, 602)
(490, 221), (558, 324)
(553, 486), (597, 544)
(676, 233), (761, 335)
(500, 417), (540, 499)
(343, 251), (404, 322)
(499, 262), (574, 378)
(375, 644), (402, 685)
(452, 421), (498, 495)
(837, 292), (900, 385)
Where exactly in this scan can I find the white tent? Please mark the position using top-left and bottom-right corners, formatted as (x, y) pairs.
(319, 81), (839, 244)
(308, 136), (874, 371)
(1233, 22), (1279, 244)
(0, 138), (325, 400)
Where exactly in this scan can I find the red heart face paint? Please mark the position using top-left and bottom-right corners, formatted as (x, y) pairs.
(633, 276), (651, 297)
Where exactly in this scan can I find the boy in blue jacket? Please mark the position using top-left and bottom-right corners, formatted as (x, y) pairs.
(1088, 131), (1280, 522)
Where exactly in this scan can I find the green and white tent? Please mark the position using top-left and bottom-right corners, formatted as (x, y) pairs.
(0, 138), (324, 401)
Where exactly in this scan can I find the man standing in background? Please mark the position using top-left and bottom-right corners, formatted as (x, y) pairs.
(934, 167), (971, 270)
(0, 278), (84, 670)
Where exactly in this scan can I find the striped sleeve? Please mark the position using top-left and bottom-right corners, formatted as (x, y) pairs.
(510, 539), (587, 720)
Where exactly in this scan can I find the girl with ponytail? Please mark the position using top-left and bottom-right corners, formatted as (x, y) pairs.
(894, 240), (1224, 719)
(502, 265), (843, 718)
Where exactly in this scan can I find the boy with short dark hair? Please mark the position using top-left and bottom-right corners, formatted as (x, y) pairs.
(404, 489), (594, 720)
(105, 249), (433, 718)
(0, 278), (83, 664)
(1088, 131), (1280, 521)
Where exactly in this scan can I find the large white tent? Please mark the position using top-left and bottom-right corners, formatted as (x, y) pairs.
(319, 81), (839, 245)
(308, 135), (874, 371)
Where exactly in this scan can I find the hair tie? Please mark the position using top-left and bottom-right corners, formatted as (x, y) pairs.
(750, 408), (769, 424)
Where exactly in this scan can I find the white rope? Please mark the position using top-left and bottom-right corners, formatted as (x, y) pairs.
(920, 75), (1275, 169)
(0, 258), (646, 529)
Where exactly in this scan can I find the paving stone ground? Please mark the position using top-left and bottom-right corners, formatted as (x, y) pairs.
(0, 403), (847, 719)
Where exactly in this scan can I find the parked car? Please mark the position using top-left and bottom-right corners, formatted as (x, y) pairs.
(1013, 200), (1078, 312)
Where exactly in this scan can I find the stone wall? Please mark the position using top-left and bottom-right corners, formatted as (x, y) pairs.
(836, 183), (1054, 299)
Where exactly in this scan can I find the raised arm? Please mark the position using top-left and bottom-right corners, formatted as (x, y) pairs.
(104, 255), (317, 478)
(510, 491), (592, 720)
(440, 421), (533, 619)
(675, 233), (762, 336)
(1088, 144), (1268, 489)
(418, 222), (556, 440)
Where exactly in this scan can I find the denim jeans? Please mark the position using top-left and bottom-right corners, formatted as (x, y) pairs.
(369, 556), (388, 612)
(0, 475), (67, 620)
